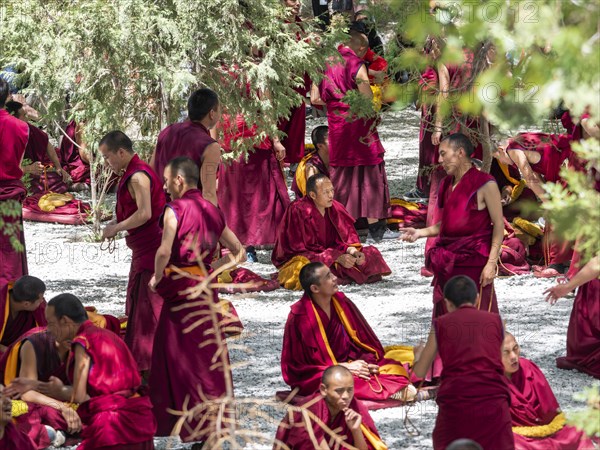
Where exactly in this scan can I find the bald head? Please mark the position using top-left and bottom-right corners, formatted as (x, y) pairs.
(501, 332), (520, 377)
(348, 30), (369, 57)
(446, 439), (483, 450)
(322, 365), (353, 386)
(320, 365), (355, 415)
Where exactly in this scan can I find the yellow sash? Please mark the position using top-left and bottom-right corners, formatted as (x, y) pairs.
(0, 282), (14, 342)
(360, 424), (388, 450)
(512, 412), (566, 438)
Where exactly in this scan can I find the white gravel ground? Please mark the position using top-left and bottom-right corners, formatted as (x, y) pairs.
(23, 108), (598, 449)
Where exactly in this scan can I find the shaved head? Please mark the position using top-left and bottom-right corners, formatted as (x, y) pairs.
(501, 332), (520, 377)
(348, 29), (369, 56)
(322, 365), (353, 386)
(446, 439), (483, 450)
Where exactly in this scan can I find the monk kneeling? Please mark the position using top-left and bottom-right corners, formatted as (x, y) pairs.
(502, 333), (595, 449)
(281, 262), (415, 403)
(274, 365), (387, 450)
(272, 174), (391, 290)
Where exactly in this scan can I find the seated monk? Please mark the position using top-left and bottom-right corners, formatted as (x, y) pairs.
(272, 174), (391, 290)
(274, 365), (387, 450)
(28, 294), (156, 449)
(58, 120), (90, 189)
(0, 276), (47, 354)
(0, 386), (36, 450)
(281, 262), (417, 403)
(291, 125), (330, 199)
(502, 333), (595, 449)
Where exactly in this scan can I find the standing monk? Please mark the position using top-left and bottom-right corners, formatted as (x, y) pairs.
(412, 276), (514, 450)
(313, 28), (396, 242)
(545, 255), (600, 379)
(149, 157), (244, 443)
(100, 131), (165, 374)
(401, 133), (504, 317)
(0, 78), (29, 293)
(151, 88), (222, 206)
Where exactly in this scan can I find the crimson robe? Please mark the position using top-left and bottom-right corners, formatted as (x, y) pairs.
(281, 292), (411, 402)
(68, 321), (155, 450)
(0, 284), (47, 350)
(433, 305), (514, 450)
(24, 123), (68, 194)
(556, 274), (600, 379)
(117, 154), (166, 372)
(509, 357), (594, 449)
(272, 197), (390, 287)
(150, 188), (233, 441)
(0, 423), (36, 450)
(217, 114), (291, 246)
(416, 66), (440, 194)
(0, 109), (29, 292)
(58, 120), (89, 184)
(274, 392), (386, 450)
(427, 167), (498, 317)
(22, 193), (90, 225)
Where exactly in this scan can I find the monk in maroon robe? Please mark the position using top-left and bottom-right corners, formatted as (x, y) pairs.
(402, 133), (504, 318)
(0, 390), (36, 450)
(151, 88), (222, 206)
(58, 120), (90, 186)
(274, 365), (387, 450)
(281, 262), (415, 403)
(149, 157), (244, 443)
(273, 174), (390, 289)
(502, 333), (595, 449)
(217, 113), (291, 247)
(36, 294), (156, 450)
(313, 29), (393, 241)
(412, 276), (514, 450)
(0, 79), (29, 293)
(0, 276), (47, 354)
(545, 255), (600, 379)
(291, 125), (330, 199)
(99, 131), (165, 373)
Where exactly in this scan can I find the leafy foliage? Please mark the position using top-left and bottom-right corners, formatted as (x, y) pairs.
(568, 385), (600, 438)
(0, 199), (24, 252)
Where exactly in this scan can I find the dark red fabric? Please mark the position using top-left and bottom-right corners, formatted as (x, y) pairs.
(154, 120), (215, 190)
(510, 357), (594, 449)
(272, 197), (390, 285)
(117, 155), (166, 371)
(557, 276), (600, 379)
(0, 423), (36, 450)
(389, 200), (428, 228)
(417, 67), (440, 194)
(150, 189), (231, 441)
(320, 47), (385, 167)
(58, 121), (90, 184)
(14, 404), (68, 450)
(0, 285), (47, 349)
(274, 392), (383, 450)
(291, 153), (329, 199)
(0, 109), (29, 180)
(427, 167), (498, 316)
(0, 180), (28, 291)
(67, 321), (156, 449)
(499, 237), (531, 276)
(218, 267), (280, 294)
(217, 147), (290, 246)
(22, 193), (90, 225)
(281, 292), (410, 401)
(24, 124), (66, 197)
(432, 305), (513, 450)
(24, 123), (51, 164)
(507, 132), (572, 183)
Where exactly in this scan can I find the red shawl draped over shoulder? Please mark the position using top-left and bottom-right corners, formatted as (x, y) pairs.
(0, 284), (46, 350)
(25, 124), (68, 195)
(281, 292), (410, 401)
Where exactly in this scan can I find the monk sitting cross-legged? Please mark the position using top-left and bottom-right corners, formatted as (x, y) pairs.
(281, 262), (417, 404)
(502, 332), (595, 449)
(274, 365), (387, 450)
(272, 174), (391, 290)
(0, 385), (36, 450)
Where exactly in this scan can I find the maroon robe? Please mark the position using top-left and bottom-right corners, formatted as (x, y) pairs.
(24, 123), (68, 194)
(556, 273), (600, 379)
(274, 392), (386, 450)
(153, 120), (215, 191)
(217, 114), (291, 246)
(0, 109), (29, 292)
(117, 154), (166, 371)
(427, 167), (499, 317)
(58, 120), (89, 184)
(150, 188), (232, 441)
(0, 284), (47, 350)
(272, 197), (390, 286)
(0, 423), (36, 450)
(291, 152), (329, 199)
(433, 305), (514, 450)
(510, 357), (594, 449)
(281, 292), (411, 402)
(320, 46), (390, 220)
(417, 66), (440, 194)
(68, 320), (156, 450)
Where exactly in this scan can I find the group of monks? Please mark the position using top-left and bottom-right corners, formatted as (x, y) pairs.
(0, 1), (599, 449)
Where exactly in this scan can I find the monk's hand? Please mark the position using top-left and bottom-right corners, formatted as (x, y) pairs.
(0, 387), (11, 426)
(24, 161), (44, 176)
(149, 273), (161, 292)
(273, 141), (286, 161)
(57, 167), (71, 183)
(0, 344), (6, 354)
(341, 361), (371, 380)
(38, 376), (66, 398)
(336, 254), (357, 269)
(367, 364), (379, 375)
(354, 251), (366, 266)
(399, 228), (421, 243)
(432, 130), (442, 146)
(544, 283), (573, 306)
(4, 378), (39, 398)
(102, 223), (119, 240)
(343, 407), (363, 431)
(60, 404), (82, 434)
(480, 262), (496, 287)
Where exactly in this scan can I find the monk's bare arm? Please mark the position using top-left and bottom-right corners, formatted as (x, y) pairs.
(71, 345), (91, 404)
(355, 65), (373, 100)
(481, 181), (504, 286)
(507, 149), (546, 200)
(119, 172), (152, 232)
(153, 207), (177, 286)
(399, 222), (440, 242)
(149, 147), (156, 169)
(214, 226), (247, 271)
(45, 141), (69, 182)
(201, 142), (221, 207)
(432, 63), (450, 145)
(545, 255), (600, 304)
(412, 328), (437, 379)
(310, 83), (325, 106)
